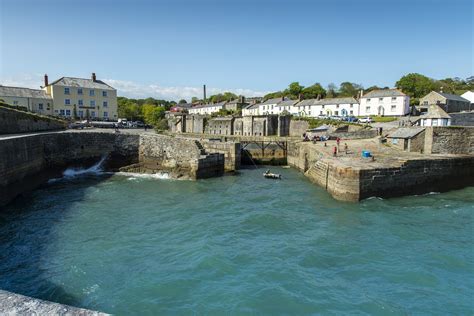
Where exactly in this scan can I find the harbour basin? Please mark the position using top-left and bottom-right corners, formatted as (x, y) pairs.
(0, 166), (473, 315)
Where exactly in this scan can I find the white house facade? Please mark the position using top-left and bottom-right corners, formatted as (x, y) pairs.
(0, 86), (53, 115)
(293, 97), (359, 117)
(359, 89), (409, 116)
(188, 101), (226, 115)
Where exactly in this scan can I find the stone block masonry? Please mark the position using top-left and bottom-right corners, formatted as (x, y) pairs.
(0, 132), (225, 207)
(288, 140), (474, 201)
(0, 106), (66, 134)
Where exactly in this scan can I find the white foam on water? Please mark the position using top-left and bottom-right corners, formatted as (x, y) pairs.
(114, 171), (171, 180)
(63, 156), (108, 178)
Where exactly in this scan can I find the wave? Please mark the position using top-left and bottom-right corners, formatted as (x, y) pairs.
(62, 156), (108, 178)
(114, 171), (171, 180)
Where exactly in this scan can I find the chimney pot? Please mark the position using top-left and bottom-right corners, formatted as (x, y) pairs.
(44, 74), (49, 87)
(92, 73), (96, 81)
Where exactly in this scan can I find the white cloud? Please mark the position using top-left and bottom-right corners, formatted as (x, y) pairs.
(105, 79), (269, 101)
(0, 74), (269, 101)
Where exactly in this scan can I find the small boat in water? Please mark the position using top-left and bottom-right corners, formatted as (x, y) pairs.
(263, 170), (281, 179)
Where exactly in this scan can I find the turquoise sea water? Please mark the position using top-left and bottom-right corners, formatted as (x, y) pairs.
(0, 167), (473, 315)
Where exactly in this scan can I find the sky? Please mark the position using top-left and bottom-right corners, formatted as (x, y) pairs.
(0, 0), (472, 101)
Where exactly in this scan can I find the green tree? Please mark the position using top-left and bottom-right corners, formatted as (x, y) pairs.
(338, 82), (363, 97)
(178, 99), (188, 104)
(327, 83), (338, 98)
(263, 91), (283, 100)
(395, 73), (436, 99)
(301, 83), (326, 99)
(142, 104), (165, 126)
(284, 82), (304, 99)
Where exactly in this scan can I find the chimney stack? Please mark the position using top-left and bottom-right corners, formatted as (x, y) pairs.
(281, 96), (285, 101)
(203, 84), (207, 102)
(92, 73), (96, 81)
(298, 93), (303, 101)
(44, 74), (49, 87)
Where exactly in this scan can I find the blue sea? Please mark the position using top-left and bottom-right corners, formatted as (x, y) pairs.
(0, 166), (473, 315)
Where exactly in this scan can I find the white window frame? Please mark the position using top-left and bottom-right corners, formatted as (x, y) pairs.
(89, 89), (95, 96)
(64, 87), (70, 95)
(90, 100), (96, 106)
(65, 99), (71, 105)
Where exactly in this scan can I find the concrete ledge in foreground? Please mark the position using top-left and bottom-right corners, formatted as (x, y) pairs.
(0, 290), (108, 315)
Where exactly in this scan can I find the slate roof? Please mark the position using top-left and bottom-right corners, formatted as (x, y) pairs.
(314, 97), (358, 105)
(260, 97), (286, 105)
(387, 127), (425, 139)
(276, 100), (298, 107)
(362, 89), (405, 98)
(0, 86), (52, 99)
(47, 77), (115, 90)
(295, 99), (316, 107)
(435, 92), (470, 102)
(421, 105), (451, 119)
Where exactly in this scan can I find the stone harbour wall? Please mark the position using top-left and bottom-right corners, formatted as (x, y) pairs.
(0, 106), (66, 134)
(0, 132), (225, 207)
(200, 139), (241, 171)
(288, 140), (474, 201)
(0, 132), (139, 207)
(424, 126), (474, 155)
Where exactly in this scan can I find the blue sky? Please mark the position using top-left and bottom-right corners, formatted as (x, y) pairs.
(0, 0), (472, 100)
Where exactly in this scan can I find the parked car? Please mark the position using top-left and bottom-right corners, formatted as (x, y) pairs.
(343, 116), (358, 122)
(359, 117), (372, 123)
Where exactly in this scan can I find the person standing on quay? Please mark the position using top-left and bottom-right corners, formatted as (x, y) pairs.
(333, 146), (337, 157)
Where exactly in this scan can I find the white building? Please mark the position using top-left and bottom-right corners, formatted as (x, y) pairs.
(359, 89), (409, 116)
(274, 99), (299, 115)
(0, 86), (53, 115)
(258, 97), (286, 115)
(242, 103), (260, 116)
(188, 101), (227, 115)
(419, 105), (451, 126)
(461, 91), (474, 110)
(293, 97), (359, 117)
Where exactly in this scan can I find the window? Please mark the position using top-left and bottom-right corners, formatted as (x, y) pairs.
(13, 100), (18, 105)
(103, 101), (108, 107)
(366, 106), (371, 112)
(391, 105), (396, 111)
(38, 103), (43, 110)
(90, 100), (96, 106)
(78, 110), (84, 117)
(103, 111), (108, 118)
(336, 104), (339, 108)
(350, 110), (354, 115)
(320, 111), (323, 115)
(335, 111), (339, 116)
(367, 98), (371, 102)
(350, 104), (353, 108)
(89, 89), (95, 96)
(65, 99), (71, 105)
(60, 109), (65, 115)
(91, 111), (96, 117)
(78, 99), (83, 106)
(78, 88), (83, 95)
(64, 87), (70, 95)
(379, 98), (383, 102)
(391, 97), (397, 101)
(102, 91), (108, 97)
(65, 109), (71, 116)
(432, 119), (438, 126)
(423, 101), (428, 105)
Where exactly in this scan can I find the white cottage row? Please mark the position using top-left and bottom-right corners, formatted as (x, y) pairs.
(241, 89), (410, 117)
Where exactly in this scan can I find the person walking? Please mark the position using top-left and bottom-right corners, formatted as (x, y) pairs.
(344, 143), (348, 154)
(333, 146), (337, 157)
